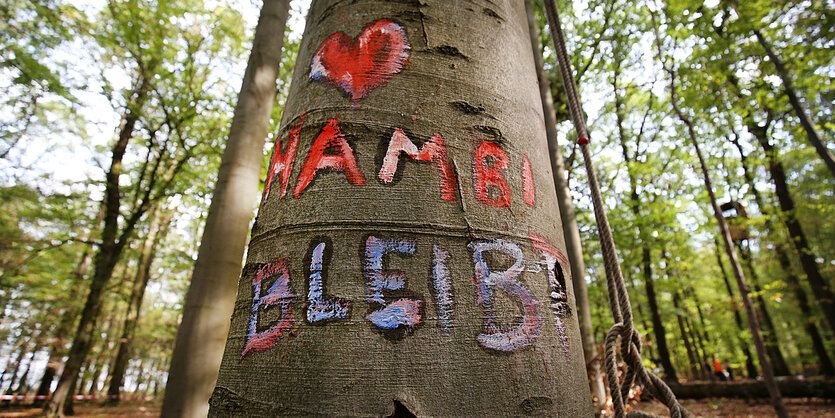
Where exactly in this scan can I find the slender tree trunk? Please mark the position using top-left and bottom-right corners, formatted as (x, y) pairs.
(736, 242), (791, 376)
(36, 212), (100, 405)
(44, 77), (151, 417)
(685, 287), (716, 381)
(161, 2), (292, 416)
(12, 342), (41, 395)
(714, 239), (758, 378)
(730, 136), (834, 376)
(3, 342), (29, 395)
(524, 0), (605, 407)
(654, 16), (787, 417)
(672, 291), (699, 380)
(131, 358), (145, 394)
(746, 122), (835, 339)
(643, 250), (678, 383)
(210, 1), (593, 415)
(626, 272), (655, 361)
(749, 29), (835, 177)
(611, 57), (678, 384)
(107, 205), (171, 403)
(687, 317), (710, 380)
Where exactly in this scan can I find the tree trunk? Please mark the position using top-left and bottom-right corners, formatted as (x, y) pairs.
(730, 135), (835, 376)
(687, 316), (710, 380)
(643, 250), (678, 383)
(524, 0), (605, 407)
(611, 55), (678, 385)
(685, 106), (787, 417)
(35, 249), (93, 406)
(714, 239), (758, 379)
(746, 121), (835, 340)
(209, 1), (593, 416)
(685, 287), (716, 381)
(736, 242), (791, 376)
(3, 342), (29, 395)
(44, 76), (151, 417)
(161, 2), (292, 416)
(132, 358), (145, 394)
(751, 29), (835, 177)
(107, 204), (171, 403)
(653, 15), (787, 417)
(12, 342), (41, 395)
(672, 292), (699, 380)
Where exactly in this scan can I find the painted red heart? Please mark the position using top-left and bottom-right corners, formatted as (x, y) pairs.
(310, 19), (410, 103)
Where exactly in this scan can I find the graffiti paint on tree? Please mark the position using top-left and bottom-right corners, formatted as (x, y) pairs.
(306, 240), (352, 323)
(242, 259), (297, 358)
(522, 154), (535, 207)
(365, 298), (422, 329)
(378, 128), (458, 201)
(431, 244), (454, 330)
(364, 236), (422, 332)
(310, 20), (410, 104)
(239, 235), (570, 354)
(469, 239), (541, 352)
(473, 140), (511, 207)
(529, 231), (571, 359)
(264, 114), (305, 200)
(262, 118), (543, 210)
(294, 119), (366, 198)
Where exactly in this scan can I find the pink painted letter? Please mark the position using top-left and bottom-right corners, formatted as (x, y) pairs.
(378, 128), (458, 201)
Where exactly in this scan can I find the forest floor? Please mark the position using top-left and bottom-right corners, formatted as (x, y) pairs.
(632, 397), (835, 417)
(0, 400), (159, 417)
(0, 398), (833, 416)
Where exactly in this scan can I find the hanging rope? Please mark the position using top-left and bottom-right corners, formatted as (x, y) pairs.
(540, 1), (688, 417)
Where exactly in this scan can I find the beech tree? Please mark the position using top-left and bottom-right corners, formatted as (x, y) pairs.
(525, 0), (606, 407)
(162, 1), (292, 416)
(209, 1), (592, 415)
(43, 1), (246, 414)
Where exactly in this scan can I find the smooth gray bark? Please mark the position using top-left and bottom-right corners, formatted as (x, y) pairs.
(210, 1), (593, 416)
(524, 0), (605, 407)
(161, 1), (292, 417)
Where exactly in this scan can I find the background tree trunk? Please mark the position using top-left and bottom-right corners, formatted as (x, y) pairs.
(107, 204), (172, 403)
(44, 77), (150, 417)
(34, 246), (94, 406)
(654, 14), (787, 416)
(673, 291), (699, 380)
(730, 134), (835, 376)
(736, 241), (791, 376)
(713, 239), (758, 378)
(751, 29), (835, 177)
(748, 122), (835, 338)
(161, 1), (292, 416)
(209, 1), (593, 415)
(524, 0), (605, 407)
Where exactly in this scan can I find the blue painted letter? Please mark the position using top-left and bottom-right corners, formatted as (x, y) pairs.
(306, 241), (352, 323)
(469, 239), (541, 352)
